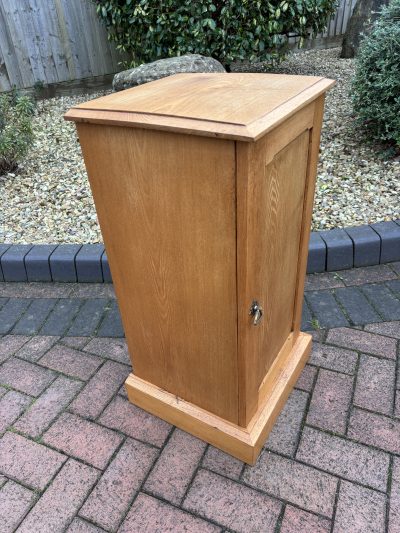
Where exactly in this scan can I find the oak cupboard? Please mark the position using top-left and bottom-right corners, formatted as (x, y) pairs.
(65, 73), (334, 464)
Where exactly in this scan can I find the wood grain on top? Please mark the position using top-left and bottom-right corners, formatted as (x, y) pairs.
(65, 73), (335, 141)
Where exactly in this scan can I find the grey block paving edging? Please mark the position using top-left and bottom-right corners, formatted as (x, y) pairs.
(0, 221), (399, 282)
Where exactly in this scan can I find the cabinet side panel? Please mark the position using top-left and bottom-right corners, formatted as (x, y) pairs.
(77, 125), (238, 423)
(237, 109), (313, 425)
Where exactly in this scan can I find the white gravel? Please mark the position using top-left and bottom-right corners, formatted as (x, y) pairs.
(0, 47), (399, 244)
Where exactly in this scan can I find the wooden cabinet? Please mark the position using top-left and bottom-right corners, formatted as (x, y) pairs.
(66, 73), (334, 464)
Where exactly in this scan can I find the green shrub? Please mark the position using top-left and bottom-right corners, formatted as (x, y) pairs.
(352, 0), (400, 148)
(93, 0), (337, 68)
(0, 90), (35, 175)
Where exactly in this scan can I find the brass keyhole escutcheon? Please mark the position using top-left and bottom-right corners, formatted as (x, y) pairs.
(249, 301), (263, 326)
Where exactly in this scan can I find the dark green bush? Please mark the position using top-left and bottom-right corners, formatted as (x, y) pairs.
(352, 0), (400, 148)
(93, 0), (337, 68)
(0, 90), (35, 175)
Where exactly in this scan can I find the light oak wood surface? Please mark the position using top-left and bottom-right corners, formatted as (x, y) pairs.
(125, 332), (311, 464)
(65, 73), (335, 141)
(77, 124), (239, 423)
(67, 73), (334, 463)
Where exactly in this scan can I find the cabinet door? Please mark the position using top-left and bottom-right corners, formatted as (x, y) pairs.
(237, 111), (313, 425)
(78, 125), (239, 423)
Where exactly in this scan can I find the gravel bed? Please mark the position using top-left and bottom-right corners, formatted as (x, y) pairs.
(0, 47), (399, 244)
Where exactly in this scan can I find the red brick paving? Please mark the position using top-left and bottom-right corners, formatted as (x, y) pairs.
(280, 505), (331, 533)
(99, 395), (171, 447)
(39, 344), (103, 380)
(79, 438), (157, 531)
(0, 480), (35, 533)
(184, 469), (281, 532)
(294, 363), (317, 391)
(83, 337), (130, 364)
(43, 413), (123, 469)
(0, 280), (399, 531)
(15, 335), (59, 362)
(389, 457), (400, 533)
(120, 492), (222, 533)
(0, 335), (29, 362)
(0, 390), (32, 433)
(307, 368), (353, 434)
(0, 432), (66, 490)
(70, 360), (129, 419)
(326, 327), (398, 358)
(0, 356), (55, 396)
(296, 426), (390, 491)
(364, 321), (400, 339)
(334, 480), (386, 533)
(14, 376), (82, 438)
(348, 408), (400, 454)
(202, 445), (244, 480)
(354, 354), (396, 415)
(17, 458), (99, 533)
(309, 342), (358, 374)
(242, 451), (337, 517)
(144, 429), (206, 505)
(265, 389), (308, 456)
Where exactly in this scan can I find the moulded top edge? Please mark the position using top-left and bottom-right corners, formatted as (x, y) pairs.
(65, 73), (335, 141)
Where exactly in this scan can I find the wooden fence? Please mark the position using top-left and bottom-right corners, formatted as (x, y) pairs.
(0, 0), (123, 92)
(0, 0), (356, 92)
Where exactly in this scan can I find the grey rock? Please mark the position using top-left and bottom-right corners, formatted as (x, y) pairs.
(113, 54), (226, 91)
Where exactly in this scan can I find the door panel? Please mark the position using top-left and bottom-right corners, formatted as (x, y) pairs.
(237, 128), (310, 425)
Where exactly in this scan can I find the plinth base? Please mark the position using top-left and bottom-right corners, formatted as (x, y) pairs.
(125, 332), (311, 464)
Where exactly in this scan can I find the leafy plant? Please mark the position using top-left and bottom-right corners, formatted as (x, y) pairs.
(93, 0), (337, 68)
(352, 0), (400, 148)
(0, 90), (35, 175)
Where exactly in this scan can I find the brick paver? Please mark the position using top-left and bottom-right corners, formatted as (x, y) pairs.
(0, 265), (399, 532)
(202, 446), (244, 480)
(296, 427), (390, 491)
(43, 413), (123, 469)
(334, 480), (386, 533)
(280, 505), (331, 533)
(326, 327), (397, 358)
(0, 357), (55, 396)
(0, 390), (32, 433)
(80, 438), (157, 530)
(70, 360), (129, 419)
(0, 480), (36, 533)
(16, 335), (59, 362)
(0, 335), (29, 362)
(389, 457), (400, 532)
(83, 337), (130, 364)
(309, 343), (358, 374)
(243, 451), (337, 517)
(348, 408), (400, 454)
(184, 469), (281, 532)
(307, 368), (353, 434)
(14, 376), (82, 438)
(354, 354), (396, 415)
(99, 396), (171, 447)
(39, 343), (103, 380)
(144, 429), (207, 505)
(0, 432), (66, 490)
(265, 389), (308, 456)
(120, 493), (221, 533)
(18, 459), (99, 533)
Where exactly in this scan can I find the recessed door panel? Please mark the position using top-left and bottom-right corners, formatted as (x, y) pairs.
(237, 128), (311, 424)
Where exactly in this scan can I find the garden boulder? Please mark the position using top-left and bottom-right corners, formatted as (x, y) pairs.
(112, 54), (226, 91)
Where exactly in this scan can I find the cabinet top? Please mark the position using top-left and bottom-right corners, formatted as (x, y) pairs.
(65, 73), (334, 142)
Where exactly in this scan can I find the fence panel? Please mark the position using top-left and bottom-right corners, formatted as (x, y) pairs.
(0, 0), (123, 91)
